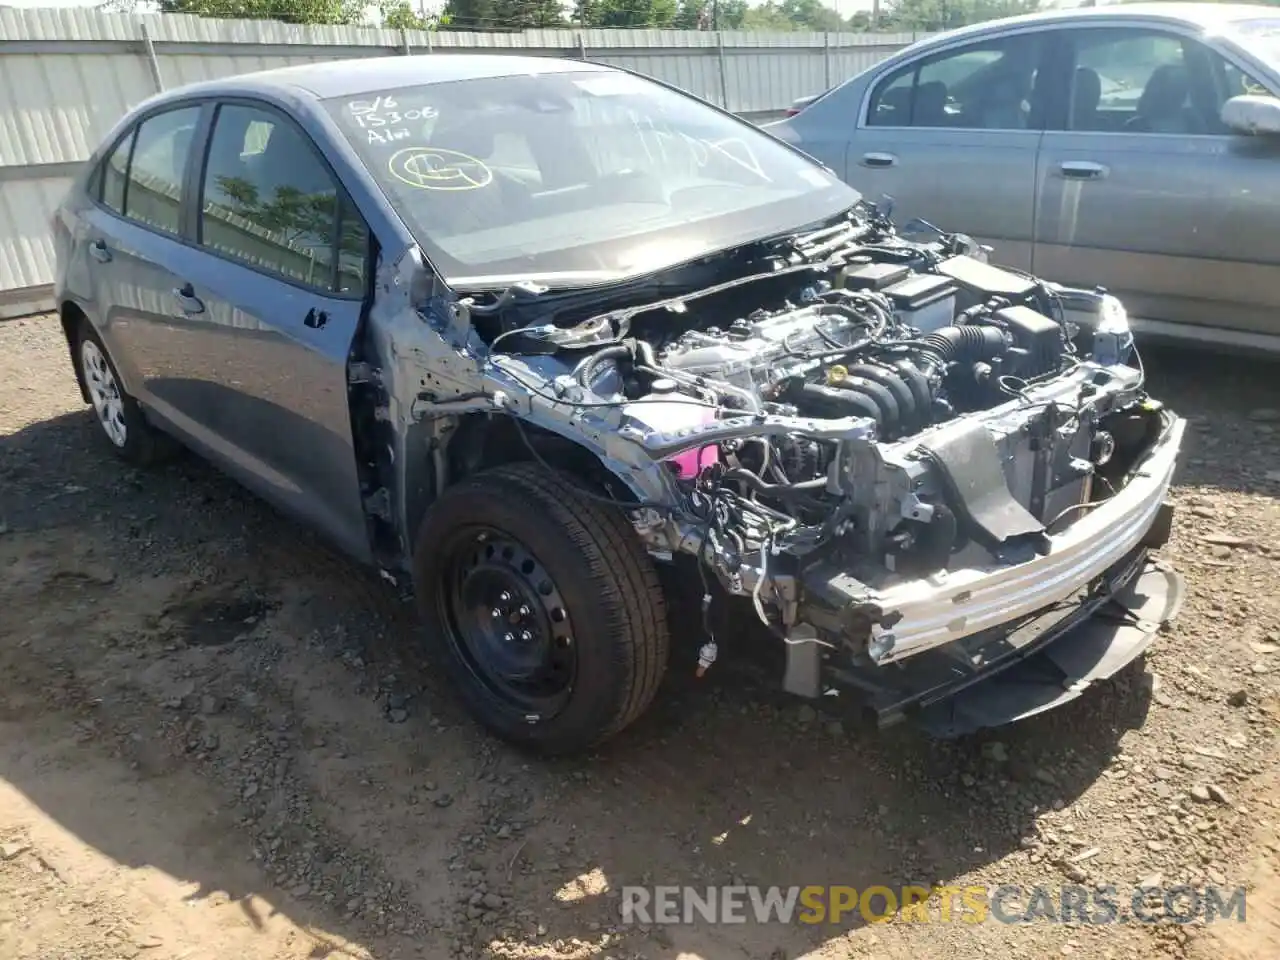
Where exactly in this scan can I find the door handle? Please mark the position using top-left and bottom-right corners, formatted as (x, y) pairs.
(88, 240), (112, 263)
(861, 152), (898, 168)
(303, 308), (329, 330)
(171, 283), (204, 315)
(1058, 160), (1109, 181)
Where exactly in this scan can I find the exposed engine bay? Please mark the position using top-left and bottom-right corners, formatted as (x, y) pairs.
(458, 204), (1182, 720)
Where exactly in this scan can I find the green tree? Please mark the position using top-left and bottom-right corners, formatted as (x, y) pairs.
(883, 0), (1039, 32)
(741, 2), (796, 31)
(780, 0), (845, 32)
(379, 0), (428, 29)
(379, 0), (453, 28)
(445, 0), (565, 29)
(672, 0), (748, 29)
(157, 0), (367, 24)
(573, 0), (678, 28)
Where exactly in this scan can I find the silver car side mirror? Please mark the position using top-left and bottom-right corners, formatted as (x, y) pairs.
(1221, 94), (1280, 135)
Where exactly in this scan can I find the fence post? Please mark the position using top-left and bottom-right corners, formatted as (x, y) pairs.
(823, 32), (832, 91)
(426, 28), (433, 53)
(716, 31), (729, 109)
(577, 31), (587, 60)
(400, 27), (411, 55)
(138, 21), (164, 92)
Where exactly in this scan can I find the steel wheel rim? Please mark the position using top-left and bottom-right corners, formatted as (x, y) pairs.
(81, 338), (127, 448)
(438, 526), (577, 721)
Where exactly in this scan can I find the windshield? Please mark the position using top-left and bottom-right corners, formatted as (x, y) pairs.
(323, 69), (858, 287)
(1230, 18), (1280, 73)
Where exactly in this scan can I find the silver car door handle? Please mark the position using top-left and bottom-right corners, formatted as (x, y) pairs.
(88, 239), (112, 263)
(1058, 160), (1109, 181)
(171, 283), (205, 315)
(861, 152), (898, 168)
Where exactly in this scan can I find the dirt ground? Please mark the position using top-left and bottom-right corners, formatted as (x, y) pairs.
(1, 312), (1278, 960)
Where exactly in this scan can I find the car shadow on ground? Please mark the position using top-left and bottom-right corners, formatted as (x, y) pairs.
(0, 339), (1276, 959)
(1139, 344), (1280, 501)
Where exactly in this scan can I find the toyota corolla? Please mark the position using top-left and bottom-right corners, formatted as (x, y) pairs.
(53, 55), (1184, 753)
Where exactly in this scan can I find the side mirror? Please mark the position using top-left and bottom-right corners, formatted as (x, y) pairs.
(1221, 94), (1280, 135)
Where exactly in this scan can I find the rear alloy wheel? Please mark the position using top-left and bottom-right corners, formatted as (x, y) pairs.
(81, 338), (128, 448)
(413, 462), (670, 754)
(75, 322), (173, 465)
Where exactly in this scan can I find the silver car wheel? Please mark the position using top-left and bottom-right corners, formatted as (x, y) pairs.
(81, 338), (128, 448)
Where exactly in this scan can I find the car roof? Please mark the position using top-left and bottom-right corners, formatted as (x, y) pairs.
(897, 2), (1280, 51)
(153, 53), (605, 103)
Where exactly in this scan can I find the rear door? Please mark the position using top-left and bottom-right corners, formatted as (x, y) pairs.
(1033, 23), (1280, 338)
(844, 30), (1052, 271)
(158, 99), (374, 562)
(80, 104), (206, 402)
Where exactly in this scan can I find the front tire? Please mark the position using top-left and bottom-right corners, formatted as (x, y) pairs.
(413, 462), (670, 754)
(74, 321), (173, 465)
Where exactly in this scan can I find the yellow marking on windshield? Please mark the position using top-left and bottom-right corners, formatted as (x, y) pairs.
(387, 147), (493, 191)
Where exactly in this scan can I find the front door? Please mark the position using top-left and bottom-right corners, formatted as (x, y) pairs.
(158, 100), (373, 563)
(1033, 24), (1280, 339)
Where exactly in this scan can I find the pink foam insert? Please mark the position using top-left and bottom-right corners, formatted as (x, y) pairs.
(666, 444), (719, 479)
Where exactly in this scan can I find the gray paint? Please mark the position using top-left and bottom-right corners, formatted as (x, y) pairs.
(771, 2), (1280, 349)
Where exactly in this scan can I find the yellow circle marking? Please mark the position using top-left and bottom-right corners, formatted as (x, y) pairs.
(388, 147), (493, 191)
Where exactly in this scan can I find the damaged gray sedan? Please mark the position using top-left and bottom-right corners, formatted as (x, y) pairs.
(54, 55), (1185, 753)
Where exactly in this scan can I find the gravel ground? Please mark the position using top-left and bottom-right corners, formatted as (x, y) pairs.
(1, 311), (1277, 960)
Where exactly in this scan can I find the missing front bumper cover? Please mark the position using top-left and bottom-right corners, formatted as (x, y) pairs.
(809, 547), (1183, 736)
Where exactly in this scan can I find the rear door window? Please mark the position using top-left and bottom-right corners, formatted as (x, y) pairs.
(100, 133), (132, 214)
(122, 106), (202, 236)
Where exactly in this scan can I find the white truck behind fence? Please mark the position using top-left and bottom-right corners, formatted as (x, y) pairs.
(0, 6), (927, 316)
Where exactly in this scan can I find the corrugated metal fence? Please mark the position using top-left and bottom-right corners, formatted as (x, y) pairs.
(0, 7), (926, 316)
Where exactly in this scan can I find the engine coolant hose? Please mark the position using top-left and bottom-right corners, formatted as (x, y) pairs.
(723, 467), (827, 496)
(574, 343), (631, 389)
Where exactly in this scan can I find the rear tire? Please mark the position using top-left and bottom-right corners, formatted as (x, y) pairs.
(413, 462), (670, 754)
(74, 320), (174, 465)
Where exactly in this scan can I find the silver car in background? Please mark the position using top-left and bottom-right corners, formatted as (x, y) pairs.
(769, 3), (1280, 353)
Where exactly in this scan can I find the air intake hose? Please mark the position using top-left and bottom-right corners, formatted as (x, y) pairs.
(919, 324), (1008, 369)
